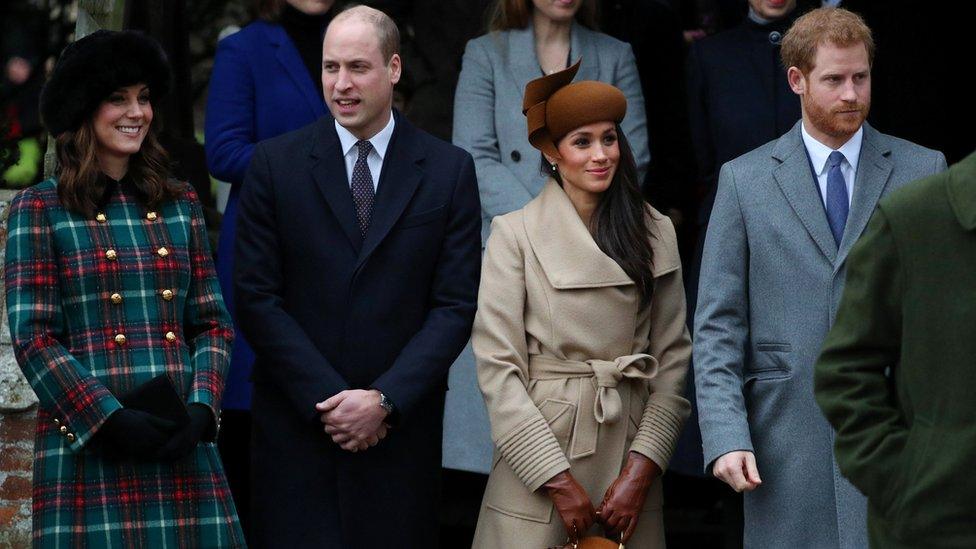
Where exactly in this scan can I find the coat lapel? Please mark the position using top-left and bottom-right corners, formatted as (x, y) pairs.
(309, 118), (362, 252)
(835, 124), (893, 267)
(266, 24), (327, 119)
(355, 112), (424, 270)
(523, 180), (633, 289)
(947, 151), (976, 231)
(506, 25), (541, 100)
(570, 23), (601, 82)
(772, 122), (838, 264)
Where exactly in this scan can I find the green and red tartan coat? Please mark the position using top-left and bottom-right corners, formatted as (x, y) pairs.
(4, 177), (245, 548)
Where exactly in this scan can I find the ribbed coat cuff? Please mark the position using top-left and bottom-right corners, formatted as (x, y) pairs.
(630, 398), (688, 470)
(498, 415), (570, 491)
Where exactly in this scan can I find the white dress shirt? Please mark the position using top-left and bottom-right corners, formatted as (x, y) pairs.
(801, 122), (863, 208)
(335, 112), (396, 192)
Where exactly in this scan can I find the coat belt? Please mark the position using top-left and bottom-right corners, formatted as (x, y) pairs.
(527, 353), (659, 459)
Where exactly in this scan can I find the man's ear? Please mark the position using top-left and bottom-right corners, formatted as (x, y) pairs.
(389, 53), (402, 85)
(787, 66), (806, 95)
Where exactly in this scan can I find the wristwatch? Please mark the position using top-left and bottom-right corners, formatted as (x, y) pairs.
(377, 391), (395, 416)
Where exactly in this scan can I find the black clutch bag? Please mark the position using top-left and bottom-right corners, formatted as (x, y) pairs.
(120, 374), (191, 428)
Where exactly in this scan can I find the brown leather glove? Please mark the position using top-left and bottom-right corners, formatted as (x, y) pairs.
(596, 451), (661, 541)
(543, 470), (597, 540)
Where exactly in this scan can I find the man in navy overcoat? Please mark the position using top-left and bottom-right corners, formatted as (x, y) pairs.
(235, 6), (481, 547)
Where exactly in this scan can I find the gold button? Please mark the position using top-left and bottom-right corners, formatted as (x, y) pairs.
(146, 211), (158, 221)
(161, 289), (174, 301)
(114, 333), (126, 346)
(165, 331), (177, 343)
(157, 247), (169, 257)
(59, 425), (67, 434)
(105, 249), (118, 260)
(110, 293), (122, 304)
(95, 213), (107, 223)
(66, 433), (75, 442)
(53, 418), (61, 425)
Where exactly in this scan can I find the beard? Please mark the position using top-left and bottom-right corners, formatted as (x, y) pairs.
(805, 96), (870, 140)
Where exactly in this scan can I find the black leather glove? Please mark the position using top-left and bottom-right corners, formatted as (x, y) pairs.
(156, 404), (214, 462)
(96, 408), (178, 461)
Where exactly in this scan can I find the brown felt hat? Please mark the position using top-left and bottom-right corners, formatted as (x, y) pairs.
(522, 59), (627, 160)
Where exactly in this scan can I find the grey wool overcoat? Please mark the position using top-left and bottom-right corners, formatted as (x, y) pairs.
(694, 121), (946, 548)
(471, 181), (690, 548)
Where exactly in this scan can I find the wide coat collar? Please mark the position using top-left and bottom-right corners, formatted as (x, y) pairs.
(522, 180), (678, 289)
(505, 21), (602, 102)
(307, 110), (425, 266)
(947, 150), (976, 231)
(260, 21), (328, 119)
(771, 120), (893, 268)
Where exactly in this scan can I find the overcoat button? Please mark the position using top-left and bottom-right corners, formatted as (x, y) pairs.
(511, 150), (521, 162)
(165, 331), (177, 342)
(157, 247), (169, 257)
(53, 418), (61, 425)
(59, 425), (67, 434)
(66, 433), (75, 442)
(110, 293), (122, 304)
(161, 289), (174, 301)
(146, 211), (158, 221)
(95, 213), (107, 223)
(105, 249), (118, 260)
(114, 334), (126, 346)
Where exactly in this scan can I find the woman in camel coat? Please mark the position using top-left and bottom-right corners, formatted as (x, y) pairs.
(472, 62), (691, 547)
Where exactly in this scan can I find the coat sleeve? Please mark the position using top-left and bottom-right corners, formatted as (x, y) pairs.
(182, 187), (235, 435)
(814, 208), (907, 512)
(693, 162), (753, 472)
(613, 42), (650, 184)
(3, 187), (122, 451)
(234, 145), (350, 422)
(630, 217), (691, 470)
(204, 35), (256, 186)
(370, 153), (482, 422)
(473, 216), (570, 492)
(452, 38), (535, 221)
(685, 42), (717, 221)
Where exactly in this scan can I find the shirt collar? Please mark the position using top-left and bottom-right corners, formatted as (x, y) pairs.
(335, 111), (396, 160)
(801, 121), (863, 176)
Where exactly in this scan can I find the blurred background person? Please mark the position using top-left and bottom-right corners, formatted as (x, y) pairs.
(203, 0), (338, 537)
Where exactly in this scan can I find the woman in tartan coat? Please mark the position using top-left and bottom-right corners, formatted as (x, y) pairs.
(3, 31), (244, 547)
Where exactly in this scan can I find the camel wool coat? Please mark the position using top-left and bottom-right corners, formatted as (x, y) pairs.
(472, 180), (691, 547)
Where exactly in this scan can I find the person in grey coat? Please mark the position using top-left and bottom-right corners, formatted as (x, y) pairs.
(693, 8), (947, 548)
(454, 0), (649, 244)
(445, 0), (649, 475)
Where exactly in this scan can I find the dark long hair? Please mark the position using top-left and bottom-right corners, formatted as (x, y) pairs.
(55, 117), (180, 218)
(543, 126), (656, 307)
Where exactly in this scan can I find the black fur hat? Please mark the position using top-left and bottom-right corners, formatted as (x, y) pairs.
(40, 30), (171, 137)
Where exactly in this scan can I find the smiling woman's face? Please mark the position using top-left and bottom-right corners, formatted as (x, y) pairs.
(551, 120), (619, 199)
(92, 83), (152, 165)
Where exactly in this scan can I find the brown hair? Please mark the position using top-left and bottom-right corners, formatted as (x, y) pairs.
(332, 5), (400, 61)
(781, 7), (874, 74)
(488, 0), (598, 32)
(55, 119), (181, 218)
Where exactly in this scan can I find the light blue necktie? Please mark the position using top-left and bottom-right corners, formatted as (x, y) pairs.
(826, 150), (849, 246)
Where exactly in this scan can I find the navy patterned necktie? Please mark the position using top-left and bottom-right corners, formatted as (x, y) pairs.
(351, 140), (375, 237)
(825, 150), (849, 246)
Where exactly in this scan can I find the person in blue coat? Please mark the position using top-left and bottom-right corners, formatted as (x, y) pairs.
(203, 0), (336, 537)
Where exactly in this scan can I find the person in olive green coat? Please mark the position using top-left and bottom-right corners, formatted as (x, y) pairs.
(814, 150), (976, 549)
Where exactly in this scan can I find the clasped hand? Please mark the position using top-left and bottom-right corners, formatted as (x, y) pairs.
(315, 389), (389, 452)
